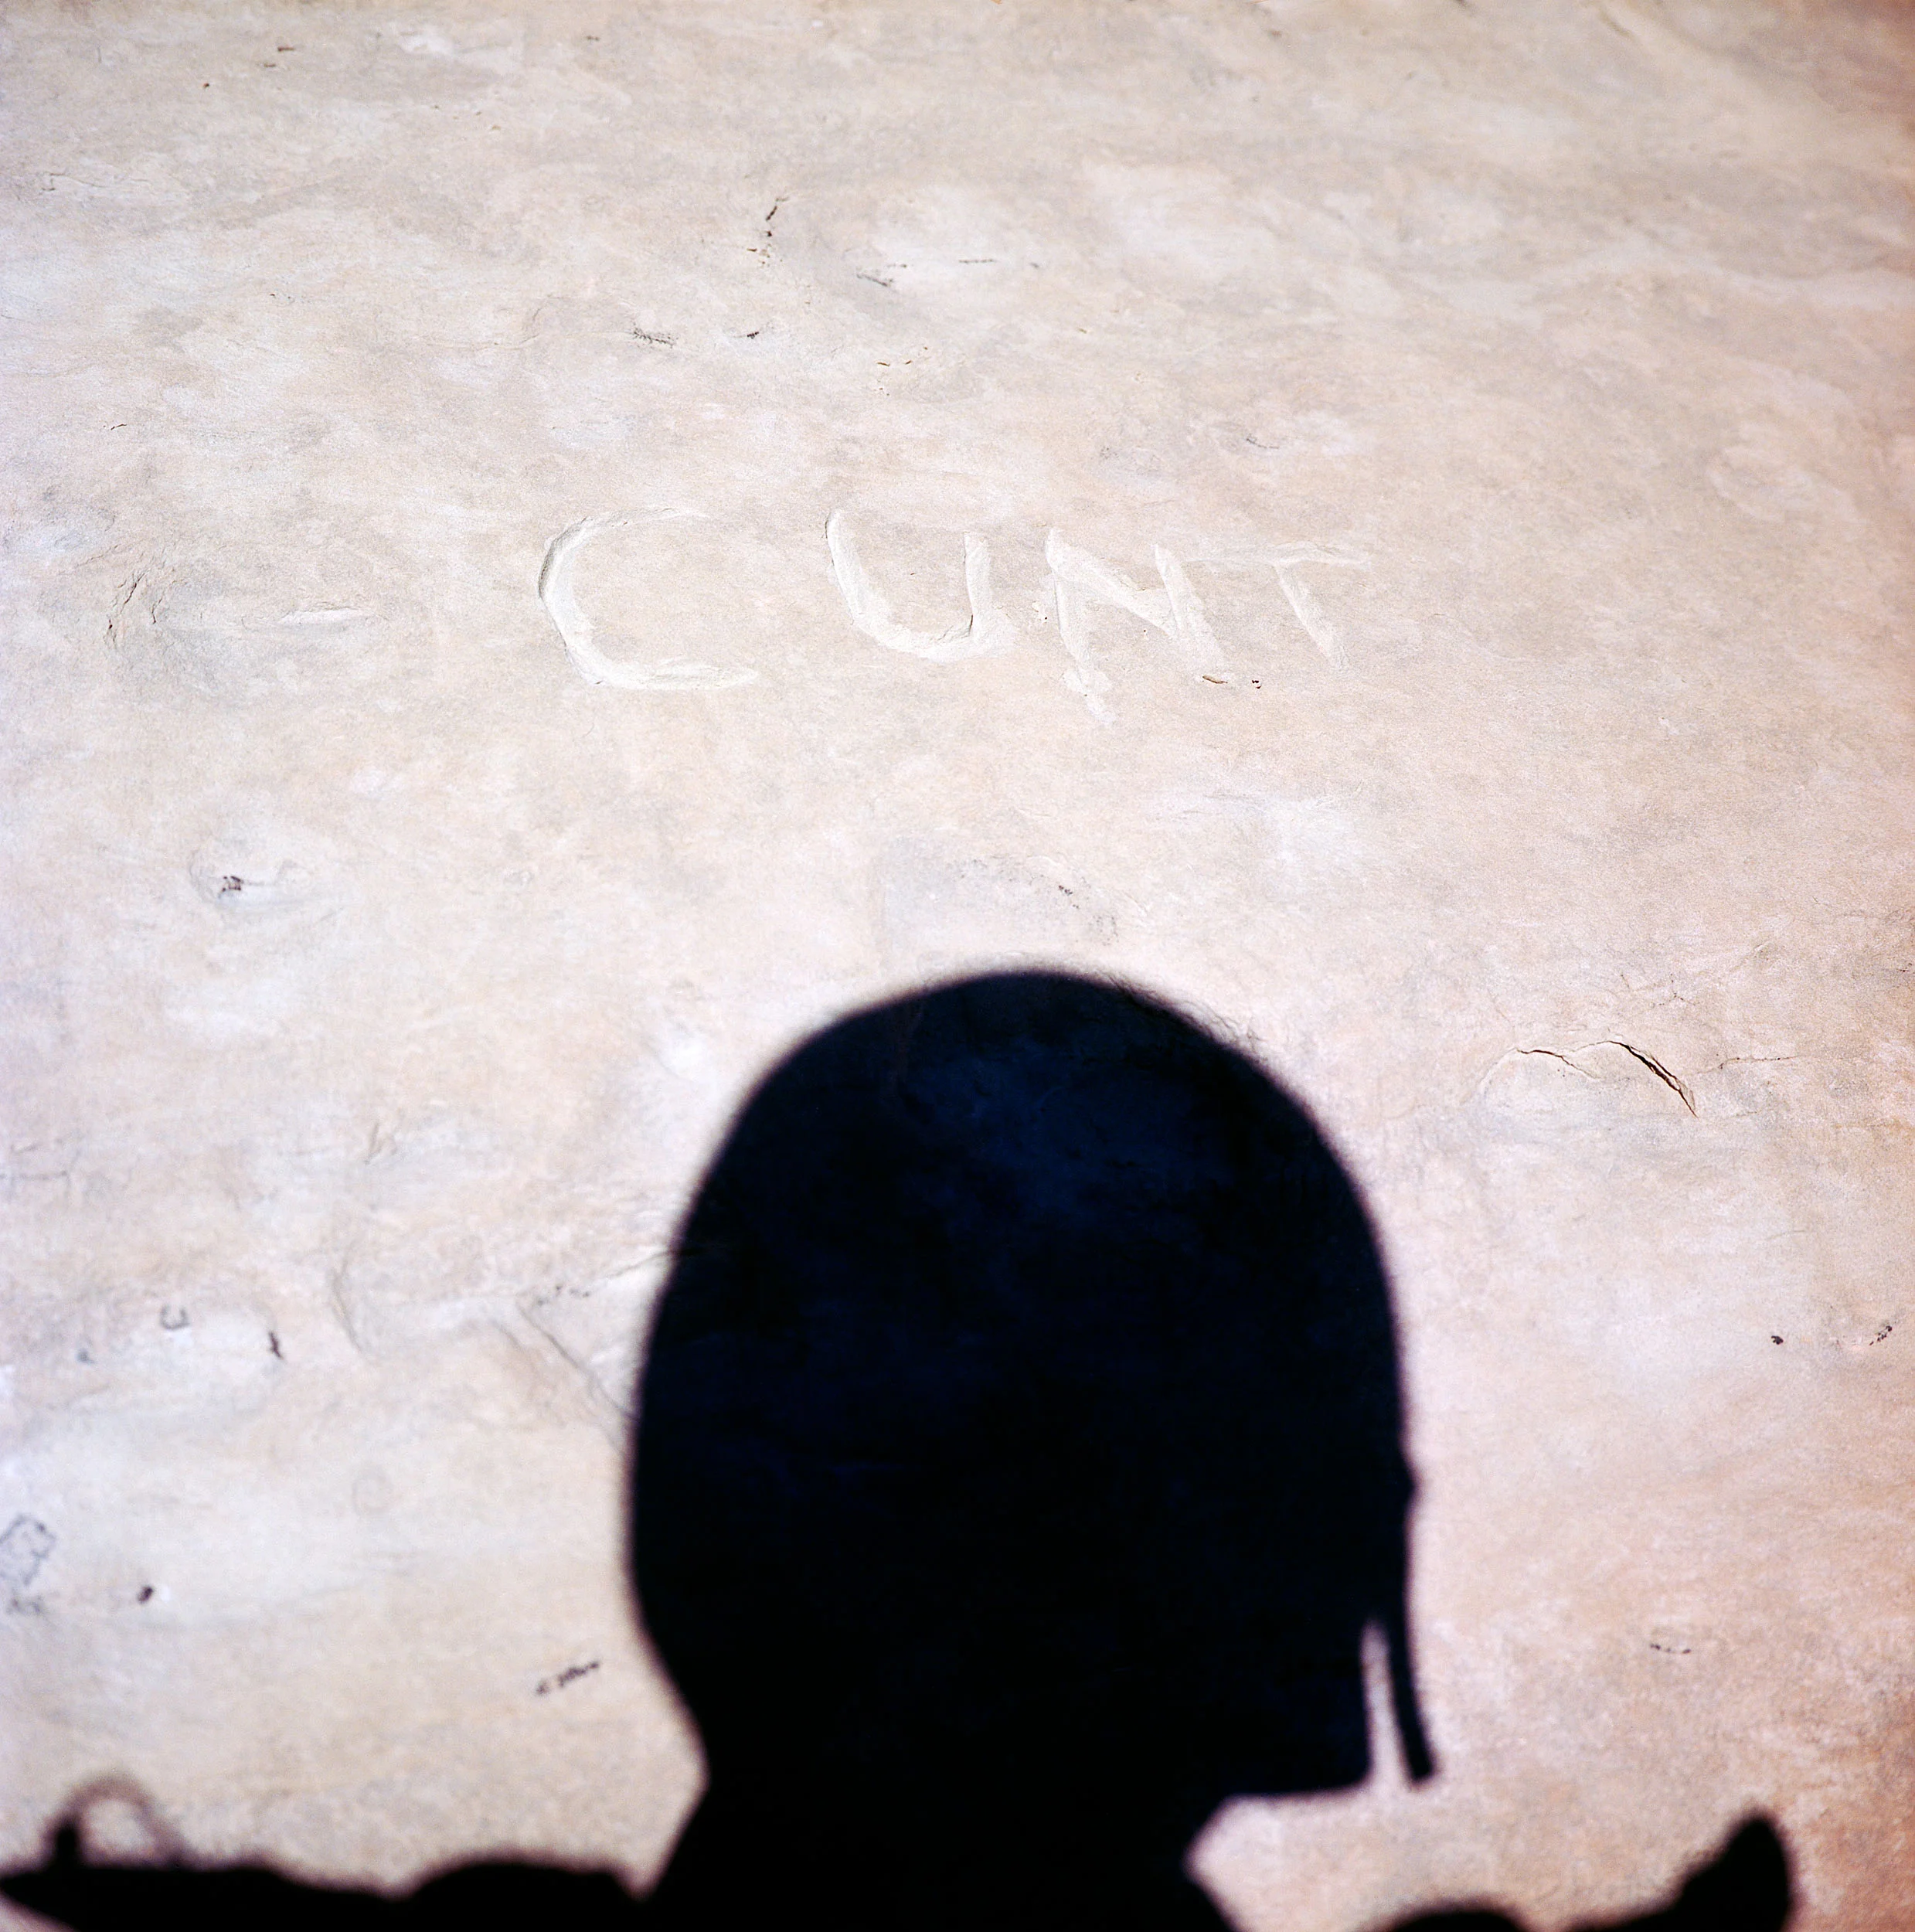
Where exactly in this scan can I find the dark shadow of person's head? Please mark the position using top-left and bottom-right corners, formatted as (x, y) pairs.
(632, 971), (1432, 1930)
(0, 969), (1800, 1932)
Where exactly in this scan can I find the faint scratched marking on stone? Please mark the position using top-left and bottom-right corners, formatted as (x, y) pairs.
(539, 511), (1373, 700)
(1478, 1040), (1697, 1115)
(1048, 532), (1240, 715)
(536, 1658), (600, 1696)
(1046, 531), (1179, 719)
(1211, 543), (1368, 672)
(1, 1515), (56, 1608)
(826, 516), (1366, 715)
(104, 567), (156, 650)
(159, 1304), (189, 1331)
(538, 514), (758, 691)
(1154, 548), (1221, 665)
(1044, 531), (1366, 713)
(1837, 1321), (1896, 1352)
(1601, 1039), (1697, 1114)
(826, 512), (1016, 663)
(188, 849), (325, 915)
(1273, 557), (1349, 670)
(519, 1256), (670, 1443)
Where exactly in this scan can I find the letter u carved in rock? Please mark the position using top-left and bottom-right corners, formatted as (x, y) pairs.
(825, 512), (1018, 664)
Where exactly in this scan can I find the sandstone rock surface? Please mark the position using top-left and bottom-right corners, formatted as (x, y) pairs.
(3, 2), (1912, 1927)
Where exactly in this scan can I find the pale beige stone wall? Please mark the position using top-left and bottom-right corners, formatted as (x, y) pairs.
(2, 2), (1911, 1926)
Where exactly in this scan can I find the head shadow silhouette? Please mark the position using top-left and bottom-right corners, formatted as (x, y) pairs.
(0, 969), (1799, 1932)
(634, 971), (1431, 1930)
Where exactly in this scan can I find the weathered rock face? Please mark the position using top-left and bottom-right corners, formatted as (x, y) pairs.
(2, 0), (1910, 1926)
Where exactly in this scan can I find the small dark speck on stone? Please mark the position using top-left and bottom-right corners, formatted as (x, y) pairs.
(138, 1586), (154, 1604)
(536, 1658), (601, 1696)
(1771, 1335), (1784, 1344)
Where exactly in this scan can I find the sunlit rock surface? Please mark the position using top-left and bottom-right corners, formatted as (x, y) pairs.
(2, 2), (1911, 1927)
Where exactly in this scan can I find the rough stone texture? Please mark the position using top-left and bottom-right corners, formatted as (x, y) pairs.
(2, 1), (1911, 1926)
